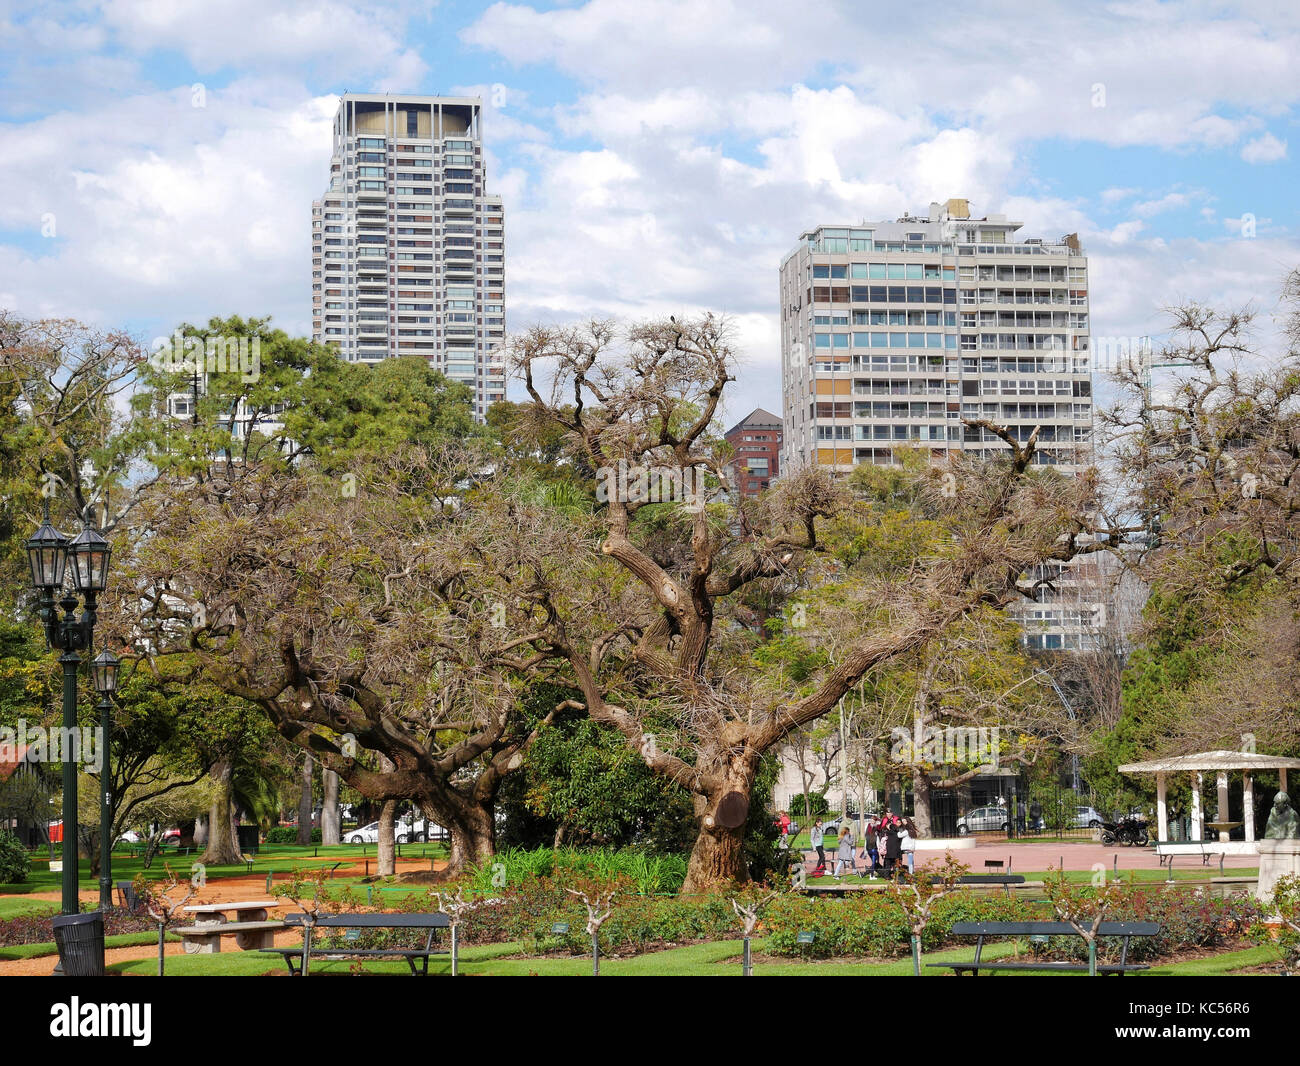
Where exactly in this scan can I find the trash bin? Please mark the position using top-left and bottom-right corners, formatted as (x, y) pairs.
(236, 825), (260, 855)
(52, 911), (105, 977)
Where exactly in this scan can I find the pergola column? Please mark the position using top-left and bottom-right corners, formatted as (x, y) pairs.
(1191, 773), (1203, 840)
(1156, 772), (1168, 842)
(1283, 768), (1290, 795)
(1216, 771), (1230, 842)
(1243, 772), (1255, 844)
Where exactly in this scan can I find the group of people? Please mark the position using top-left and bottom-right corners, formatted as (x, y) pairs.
(808, 812), (917, 880)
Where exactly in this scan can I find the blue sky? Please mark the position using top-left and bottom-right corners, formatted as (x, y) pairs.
(0, 0), (1296, 421)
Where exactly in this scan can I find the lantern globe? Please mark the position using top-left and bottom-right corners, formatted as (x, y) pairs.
(24, 518), (68, 591)
(92, 649), (121, 695)
(68, 525), (112, 594)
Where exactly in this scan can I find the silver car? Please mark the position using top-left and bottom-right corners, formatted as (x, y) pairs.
(956, 805), (1010, 835)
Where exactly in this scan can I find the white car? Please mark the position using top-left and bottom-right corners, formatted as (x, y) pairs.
(397, 818), (447, 843)
(1073, 806), (1105, 828)
(346, 822), (381, 845)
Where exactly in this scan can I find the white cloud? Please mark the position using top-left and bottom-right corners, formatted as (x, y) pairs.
(1241, 132), (1288, 164)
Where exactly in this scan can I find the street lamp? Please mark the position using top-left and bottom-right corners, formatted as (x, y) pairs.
(92, 649), (120, 909)
(23, 499), (112, 917)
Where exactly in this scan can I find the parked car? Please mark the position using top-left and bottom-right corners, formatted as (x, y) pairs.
(1073, 805), (1104, 828)
(346, 822), (381, 845)
(397, 818), (447, 843)
(956, 805), (1010, 835)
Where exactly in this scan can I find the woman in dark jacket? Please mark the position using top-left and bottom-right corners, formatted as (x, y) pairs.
(883, 814), (903, 877)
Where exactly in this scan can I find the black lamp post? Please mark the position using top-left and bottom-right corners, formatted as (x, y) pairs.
(23, 500), (112, 917)
(91, 649), (120, 909)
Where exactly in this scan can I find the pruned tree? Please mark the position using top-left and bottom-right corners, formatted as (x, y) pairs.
(1094, 276), (1300, 764)
(506, 315), (1100, 891)
(106, 445), (576, 877)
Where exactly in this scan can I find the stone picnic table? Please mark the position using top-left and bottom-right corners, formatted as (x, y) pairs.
(178, 900), (286, 954)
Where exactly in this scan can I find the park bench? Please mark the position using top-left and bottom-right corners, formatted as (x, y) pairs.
(115, 880), (146, 916)
(1154, 840), (1250, 877)
(263, 912), (451, 976)
(929, 920), (1160, 976)
(177, 900), (285, 954)
(957, 874), (1026, 896)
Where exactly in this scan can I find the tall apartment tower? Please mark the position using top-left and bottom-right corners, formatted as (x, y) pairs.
(779, 198), (1091, 473)
(779, 199), (1098, 650)
(311, 94), (506, 419)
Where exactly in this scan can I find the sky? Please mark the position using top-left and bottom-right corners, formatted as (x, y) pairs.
(0, 0), (1297, 426)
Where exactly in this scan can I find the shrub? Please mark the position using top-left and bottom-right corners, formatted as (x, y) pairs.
(466, 847), (687, 897)
(788, 793), (829, 817)
(0, 831), (30, 883)
(264, 826), (321, 844)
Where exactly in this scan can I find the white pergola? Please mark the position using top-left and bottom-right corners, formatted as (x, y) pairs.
(1118, 750), (1300, 844)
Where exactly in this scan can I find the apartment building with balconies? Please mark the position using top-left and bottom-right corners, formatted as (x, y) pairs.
(311, 94), (505, 420)
(779, 198), (1091, 474)
(779, 198), (1096, 651)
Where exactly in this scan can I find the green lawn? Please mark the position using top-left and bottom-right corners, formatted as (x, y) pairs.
(0, 930), (180, 962)
(108, 936), (1264, 977)
(4, 842), (448, 896)
(0, 897), (58, 921)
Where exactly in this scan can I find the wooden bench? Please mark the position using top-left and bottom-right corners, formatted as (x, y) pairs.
(262, 913), (451, 976)
(178, 900), (285, 954)
(928, 920), (1160, 976)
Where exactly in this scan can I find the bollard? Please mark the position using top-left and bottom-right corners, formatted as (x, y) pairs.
(266, 872), (272, 893)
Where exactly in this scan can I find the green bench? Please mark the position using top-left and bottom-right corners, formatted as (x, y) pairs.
(263, 912), (450, 976)
(929, 920), (1160, 976)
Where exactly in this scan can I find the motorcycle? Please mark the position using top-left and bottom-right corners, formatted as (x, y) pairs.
(1100, 815), (1149, 847)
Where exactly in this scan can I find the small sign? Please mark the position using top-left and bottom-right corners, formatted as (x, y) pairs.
(49, 861), (63, 873)
(551, 922), (570, 935)
(797, 931), (816, 945)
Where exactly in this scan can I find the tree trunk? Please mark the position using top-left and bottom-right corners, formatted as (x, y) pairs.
(683, 821), (749, 894)
(377, 799), (397, 876)
(321, 768), (340, 845)
(439, 801), (496, 878)
(297, 753), (313, 845)
(912, 767), (933, 838)
(681, 754), (759, 894)
(202, 762), (243, 865)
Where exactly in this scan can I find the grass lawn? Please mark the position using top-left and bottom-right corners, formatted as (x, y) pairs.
(103, 938), (1093, 977)
(100, 930), (1280, 976)
(0, 897), (58, 921)
(0, 930), (180, 961)
(5, 842), (449, 897)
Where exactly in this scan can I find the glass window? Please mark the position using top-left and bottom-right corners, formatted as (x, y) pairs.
(908, 334), (926, 348)
(814, 333), (831, 348)
(850, 264), (868, 278)
(889, 333), (907, 347)
(906, 264), (924, 280)
(832, 333), (849, 348)
(813, 265), (830, 279)
(830, 265), (847, 279)
(887, 264), (906, 280)
(871, 333), (889, 348)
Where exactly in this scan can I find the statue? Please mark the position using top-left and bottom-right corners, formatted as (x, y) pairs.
(1265, 792), (1300, 840)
